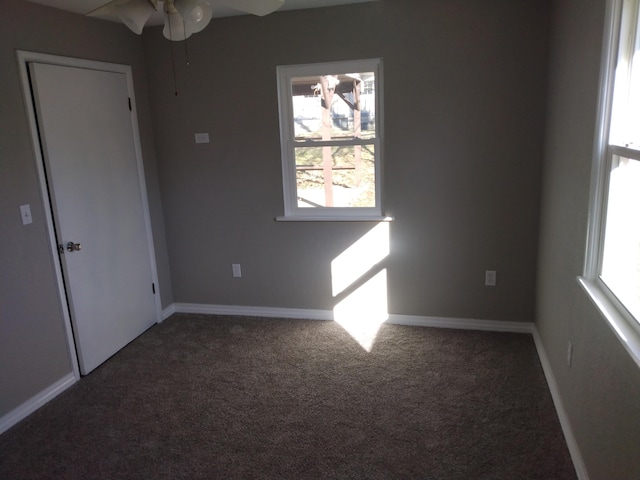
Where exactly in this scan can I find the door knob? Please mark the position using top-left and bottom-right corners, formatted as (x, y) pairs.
(67, 242), (82, 252)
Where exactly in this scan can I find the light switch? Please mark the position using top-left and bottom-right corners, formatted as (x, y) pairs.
(194, 133), (210, 144)
(20, 204), (33, 225)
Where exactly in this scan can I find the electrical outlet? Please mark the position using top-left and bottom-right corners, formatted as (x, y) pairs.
(485, 270), (496, 286)
(20, 204), (33, 225)
(232, 263), (242, 278)
(194, 132), (210, 144)
(567, 341), (573, 367)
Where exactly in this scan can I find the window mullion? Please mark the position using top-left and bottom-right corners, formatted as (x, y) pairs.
(610, 143), (640, 160)
(293, 139), (376, 148)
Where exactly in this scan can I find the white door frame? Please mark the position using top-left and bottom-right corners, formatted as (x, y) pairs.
(16, 51), (163, 379)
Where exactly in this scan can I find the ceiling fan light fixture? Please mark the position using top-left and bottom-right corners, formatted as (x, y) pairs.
(175, 0), (213, 35)
(114, 0), (156, 35)
(89, 0), (285, 41)
(163, 11), (192, 41)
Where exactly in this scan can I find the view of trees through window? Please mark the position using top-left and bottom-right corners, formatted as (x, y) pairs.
(290, 72), (377, 208)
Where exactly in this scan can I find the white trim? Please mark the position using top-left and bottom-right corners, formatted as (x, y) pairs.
(171, 302), (534, 333)
(173, 303), (334, 320)
(578, 277), (640, 367)
(0, 373), (77, 435)
(387, 314), (534, 333)
(15, 50), (162, 374)
(294, 138), (377, 148)
(16, 51), (85, 378)
(275, 215), (394, 222)
(532, 328), (590, 480)
(584, 0), (620, 277)
(123, 59), (164, 323)
(609, 143), (640, 160)
(162, 303), (177, 321)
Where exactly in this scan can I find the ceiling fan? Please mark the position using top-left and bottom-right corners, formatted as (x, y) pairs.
(88, 0), (285, 41)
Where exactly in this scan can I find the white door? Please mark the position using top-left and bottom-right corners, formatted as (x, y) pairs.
(29, 62), (159, 375)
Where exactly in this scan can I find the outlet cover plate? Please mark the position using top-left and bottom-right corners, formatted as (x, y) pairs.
(194, 133), (210, 144)
(485, 270), (497, 286)
(232, 263), (242, 278)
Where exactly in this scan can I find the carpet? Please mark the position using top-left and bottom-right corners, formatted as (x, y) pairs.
(0, 314), (577, 479)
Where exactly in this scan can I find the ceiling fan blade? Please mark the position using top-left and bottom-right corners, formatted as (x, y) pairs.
(219, 0), (284, 17)
(87, 0), (124, 19)
(88, 0), (157, 34)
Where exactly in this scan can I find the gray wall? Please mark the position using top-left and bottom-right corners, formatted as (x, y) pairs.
(7, 1), (638, 478)
(144, 0), (550, 322)
(0, 0), (172, 417)
(537, 0), (640, 478)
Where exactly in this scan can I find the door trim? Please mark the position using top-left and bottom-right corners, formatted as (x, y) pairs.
(16, 51), (163, 377)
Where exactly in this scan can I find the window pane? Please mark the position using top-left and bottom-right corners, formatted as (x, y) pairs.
(601, 155), (640, 321)
(611, 0), (640, 147)
(294, 145), (376, 208)
(277, 59), (383, 217)
(291, 73), (376, 142)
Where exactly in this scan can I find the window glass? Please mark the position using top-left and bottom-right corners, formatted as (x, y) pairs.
(610, 0), (640, 147)
(601, 155), (640, 320)
(582, 0), (640, 364)
(277, 59), (383, 219)
(291, 73), (376, 142)
(294, 145), (376, 208)
(590, 0), (640, 328)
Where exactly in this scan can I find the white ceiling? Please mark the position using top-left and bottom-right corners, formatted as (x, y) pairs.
(23, 0), (377, 26)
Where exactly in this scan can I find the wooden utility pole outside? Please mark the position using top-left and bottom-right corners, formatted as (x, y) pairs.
(353, 79), (362, 187)
(320, 75), (335, 207)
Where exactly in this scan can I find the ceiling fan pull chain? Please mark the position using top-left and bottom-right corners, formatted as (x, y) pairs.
(168, 15), (179, 96)
(183, 18), (190, 66)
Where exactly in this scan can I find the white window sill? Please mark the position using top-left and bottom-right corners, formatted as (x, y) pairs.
(275, 215), (394, 222)
(578, 276), (640, 368)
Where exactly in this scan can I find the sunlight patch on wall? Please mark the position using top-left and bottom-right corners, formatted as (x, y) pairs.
(331, 222), (389, 296)
(331, 222), (389, 351)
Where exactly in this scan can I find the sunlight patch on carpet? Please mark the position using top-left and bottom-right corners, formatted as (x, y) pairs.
(333, 269), (388, 351)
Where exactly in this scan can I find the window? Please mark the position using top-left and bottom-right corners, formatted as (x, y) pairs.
(582, 0), (640, 365)
(276, 59), (385, 220)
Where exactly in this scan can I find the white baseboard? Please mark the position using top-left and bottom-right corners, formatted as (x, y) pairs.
(0, 372), (77, 435)
(532, 328), (589, 480)
(170, 302), (534, 333)
(161, 303), (176, 321)
(173, 302), (333, 321)
(387, 313), (534, 333)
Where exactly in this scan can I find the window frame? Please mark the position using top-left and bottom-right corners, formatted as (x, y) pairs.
(581, 0), (640, 367)
(275, 58), (386, 221)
